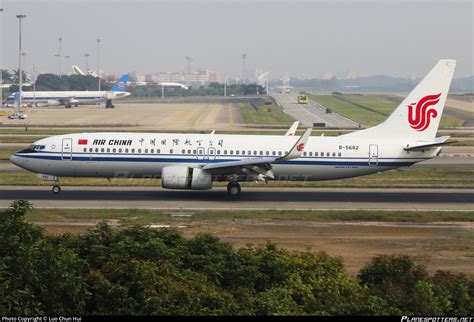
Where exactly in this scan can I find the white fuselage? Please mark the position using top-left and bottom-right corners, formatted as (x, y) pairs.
(6, 91), (130, 106)
(10, 132), (438, 183)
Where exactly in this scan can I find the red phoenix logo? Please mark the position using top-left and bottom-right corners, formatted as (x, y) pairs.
(118, 82), (125, 90)
(296, 143), (305, 152)
(407, 93), (441, 132)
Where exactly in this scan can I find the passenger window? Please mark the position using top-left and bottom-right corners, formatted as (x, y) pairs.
(332, 152), (336, 157)
(254, 151), (257, 155)
(107, 148), (110, 153)
(131, 149), (134, 153)
(248, 150), (251, 155)
(89, 148), (93, 152)
(151, 149), (154, 153)
(145, 149), (148, 153)
(278, 151), (282, 156)
(259, 151), (263, 155)
(157, 149), (160, 153)
(83, 148), (87, 152)
(230, 150), (233, 155)
(338, 152), (341, 157)
(303, 152), (307, 156)
(170, 149), (173, 154)
(193, 149), (196, 154)
(272, 151), (275, 156)
(224, 150), (227, 154)
(236, 150), (239, 155)
(217, 150), (221, 155)
(309, 152), (312, 156)
(119, 148), (122, 153)
(101, 148), (104, 153)
(113, 148), (116, 153)
(326, 152), (330, 157)
(188, 149), (191, 154)
(315, 152), (318, 157)
(321, 152), (324, 157)
(266, 151), (269, 156)
(95, 148), (99, 153)
(125, 148), (128, 153)
(182, 149), (185, 154)
(138, 149), (141, 153)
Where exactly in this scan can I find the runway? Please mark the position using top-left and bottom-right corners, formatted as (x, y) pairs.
(271, 92), (358, 128)
(1, 186), (472, 211)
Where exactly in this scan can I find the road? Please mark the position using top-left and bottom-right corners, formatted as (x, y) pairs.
(271, 92), (359, 128)
(1, 186), (472, 211)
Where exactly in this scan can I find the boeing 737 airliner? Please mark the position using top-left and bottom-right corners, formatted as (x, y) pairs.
(10, 60), (456, 197)
(5, 74), (130, 108)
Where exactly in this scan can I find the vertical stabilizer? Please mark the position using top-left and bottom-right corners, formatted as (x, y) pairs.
(345, 59), (456, 142)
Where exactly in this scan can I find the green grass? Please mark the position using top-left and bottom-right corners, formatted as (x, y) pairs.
(310, 94), (465, 128)
(24, 208), (474, 226)
(2, 168), (473, 188)
(0, 148), (17, 160)
(239, 103), (294, 125)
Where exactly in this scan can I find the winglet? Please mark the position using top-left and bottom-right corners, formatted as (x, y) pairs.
(285, 121), (299, 136)
(280, 127), (312, 160)
(210, 130), (216, 135)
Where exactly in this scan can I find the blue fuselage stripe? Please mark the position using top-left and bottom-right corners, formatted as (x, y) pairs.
(14, 153), (415, 167)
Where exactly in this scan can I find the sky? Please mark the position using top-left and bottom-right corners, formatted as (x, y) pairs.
(0, 0), (472, 80)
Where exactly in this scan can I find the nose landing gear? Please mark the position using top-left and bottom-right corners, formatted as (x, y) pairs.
(227, 181), (241, 197)
(52, 185), (61, 194)
(52, 178), (61, 194)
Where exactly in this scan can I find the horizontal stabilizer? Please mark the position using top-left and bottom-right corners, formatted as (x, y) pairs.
(403, 136), (453, 151)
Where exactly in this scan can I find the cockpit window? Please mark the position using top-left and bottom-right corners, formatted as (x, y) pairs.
(17, 145), (45, 153)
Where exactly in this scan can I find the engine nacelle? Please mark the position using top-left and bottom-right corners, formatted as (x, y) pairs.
(161, 166), (212, 190)
(36, 100), (62, 107)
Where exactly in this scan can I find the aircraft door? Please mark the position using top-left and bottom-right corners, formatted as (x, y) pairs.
(62, 138), (73, 160)
(369, 144), (378, 166)
(208, 147), (216, 160)
(196, 147), (205, 160)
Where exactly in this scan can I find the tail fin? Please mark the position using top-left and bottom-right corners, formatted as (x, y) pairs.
(12, 92), (20, 109)
(112, 74), (129, 92)
(345, 59), (456, 142)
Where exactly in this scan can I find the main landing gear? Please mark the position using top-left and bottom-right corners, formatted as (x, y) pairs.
(227, 181), (241, 197)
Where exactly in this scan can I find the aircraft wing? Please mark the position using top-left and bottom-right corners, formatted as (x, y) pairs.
(201, 128), (312, 178)
(58, 96), (77, 104)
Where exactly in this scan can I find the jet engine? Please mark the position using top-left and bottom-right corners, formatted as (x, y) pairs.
(161, 166), (212, 190)
(37, 100), (61, 107)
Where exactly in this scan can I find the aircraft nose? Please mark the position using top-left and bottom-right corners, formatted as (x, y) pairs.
(10, 154), (20, 166)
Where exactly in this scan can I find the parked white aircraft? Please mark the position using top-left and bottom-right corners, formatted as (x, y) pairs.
(5, 74), (130, 108)
(10, 60), (456, 197)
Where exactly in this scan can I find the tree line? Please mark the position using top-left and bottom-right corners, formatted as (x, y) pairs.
(1, 200), (472, 316)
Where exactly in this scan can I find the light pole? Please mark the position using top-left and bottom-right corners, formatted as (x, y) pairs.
(84, 53), (89, 71)
(241, 53), (247, 84)
(58, 37), (62, 77)
(97, 39), (101, 91)
(21, 53), (27, 82)
(16, 14), (26, 110)
(54, 54), (60, 75)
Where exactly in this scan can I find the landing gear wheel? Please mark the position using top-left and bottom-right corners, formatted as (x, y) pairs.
(227, 182), (241, 197)
(52, 185), (61, 194)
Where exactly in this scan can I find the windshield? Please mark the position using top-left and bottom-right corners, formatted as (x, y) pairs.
(17, 145), (46, 153)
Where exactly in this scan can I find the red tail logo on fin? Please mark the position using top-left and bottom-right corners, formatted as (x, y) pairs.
(407, 93), (441, 132)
